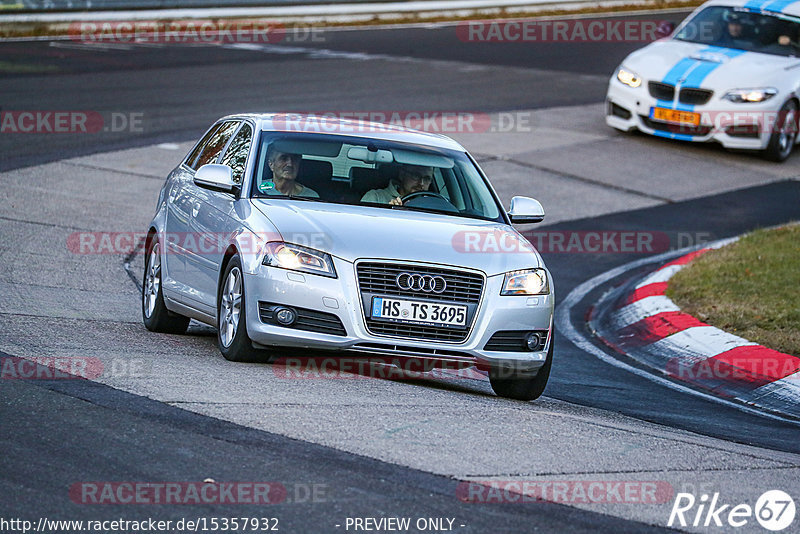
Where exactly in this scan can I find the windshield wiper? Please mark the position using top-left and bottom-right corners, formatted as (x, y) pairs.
(386, 203), (495, 221)
(279, 195), (328, 202)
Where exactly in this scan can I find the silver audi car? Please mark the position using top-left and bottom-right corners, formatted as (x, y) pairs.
(142, 114), (554, 400)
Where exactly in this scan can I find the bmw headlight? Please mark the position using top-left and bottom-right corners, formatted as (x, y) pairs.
(262, 242), (337, 278)
(616, 67), (642, 88)
(723, 88), (777, 103)
(500, 268), (549, 296)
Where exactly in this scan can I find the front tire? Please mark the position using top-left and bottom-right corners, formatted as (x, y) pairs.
(763, 100), (798, 162)
(142, 236), (190, 334)
(489, 339), (553, 401)
(217, 255), (260, 362)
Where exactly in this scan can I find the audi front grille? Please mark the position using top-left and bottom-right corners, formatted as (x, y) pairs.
(356, 261), (485, 343)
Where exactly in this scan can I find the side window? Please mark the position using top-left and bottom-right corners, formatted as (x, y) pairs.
(220, 123), (253, 185)
(185, 123), (223, 168)
(190, 121), (239, 170)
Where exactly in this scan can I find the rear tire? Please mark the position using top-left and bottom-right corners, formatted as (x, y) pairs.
(142, 236), (190, 335)
(489, 339), (553, 401)
(763, 100), (798, 162)
(217, 254), (261, 362)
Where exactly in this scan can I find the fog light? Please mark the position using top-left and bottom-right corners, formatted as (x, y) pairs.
(274, 306), (296, 326)
(525, 333), (540, 351)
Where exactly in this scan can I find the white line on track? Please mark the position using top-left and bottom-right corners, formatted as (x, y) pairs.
(555, 238), (800, 426)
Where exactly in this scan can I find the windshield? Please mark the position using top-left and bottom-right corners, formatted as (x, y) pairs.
(249, 132), (504, 222)
(674, 6), (800, 57)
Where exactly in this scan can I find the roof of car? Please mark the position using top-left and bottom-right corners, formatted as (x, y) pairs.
(221, 113), (468, 152)
(698, 0), (800, 17)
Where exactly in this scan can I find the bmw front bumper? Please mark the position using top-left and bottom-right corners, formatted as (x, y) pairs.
(605, 79), (779, 150)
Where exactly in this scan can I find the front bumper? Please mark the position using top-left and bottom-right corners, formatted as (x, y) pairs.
(605, 79), (780, 150)
(243, 257), (554, 376)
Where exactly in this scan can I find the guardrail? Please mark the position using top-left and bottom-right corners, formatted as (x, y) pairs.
(2, 0), (397, 12)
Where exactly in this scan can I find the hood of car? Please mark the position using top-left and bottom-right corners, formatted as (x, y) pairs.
(250, 199), (542, 276)
(624, 39), (799, 91)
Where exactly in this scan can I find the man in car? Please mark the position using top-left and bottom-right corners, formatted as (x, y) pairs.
(361, 164), (434, 205)
(263, 145), (319, 197)
(720, 11), (747, 45)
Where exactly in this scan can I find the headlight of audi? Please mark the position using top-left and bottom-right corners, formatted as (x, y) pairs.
(723, 88), (777, 103)
(262, 242), (337, 278)
(616, 67), (642, 88)
(500, 268), (549, 295)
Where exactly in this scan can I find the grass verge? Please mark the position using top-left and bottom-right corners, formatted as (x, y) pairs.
(666, 224), (800, 356)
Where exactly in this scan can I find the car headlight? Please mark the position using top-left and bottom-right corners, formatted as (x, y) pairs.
(262, 242), (337, 278)
(616, 67), (642, 88)
(500, 268), (549, 295)
(723, 88), (777, 103)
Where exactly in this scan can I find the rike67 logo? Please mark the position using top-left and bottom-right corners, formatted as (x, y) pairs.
(668, 490), (795, 531)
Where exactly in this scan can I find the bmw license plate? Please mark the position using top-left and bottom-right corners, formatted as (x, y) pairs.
(370, 297), (467, 328)
(650, 107), (701, 126)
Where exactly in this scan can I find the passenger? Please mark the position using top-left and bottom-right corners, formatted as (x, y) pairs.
(263, 145), (319, 197)
(777, 25), (799, 48)
(361, 164), (434, 206)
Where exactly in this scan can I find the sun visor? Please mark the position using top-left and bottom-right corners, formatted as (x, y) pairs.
(267, 137), (342, 158)
(392, 149), (454, 169)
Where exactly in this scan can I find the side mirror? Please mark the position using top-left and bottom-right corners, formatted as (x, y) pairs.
(508, 196), (545, 224)
(194, 164), (237, 193)
(656, 21), (676, 39)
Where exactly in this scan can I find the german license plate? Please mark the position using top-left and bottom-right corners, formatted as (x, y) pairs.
(650, 107), (701, 126)
(370, 297), (467, 328)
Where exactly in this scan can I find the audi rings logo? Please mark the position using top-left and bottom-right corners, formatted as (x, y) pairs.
(396, 273), (447, 293)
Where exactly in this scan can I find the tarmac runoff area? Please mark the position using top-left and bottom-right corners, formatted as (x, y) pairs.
(1, 105), (800, 530)
(588, 239), (800, 421)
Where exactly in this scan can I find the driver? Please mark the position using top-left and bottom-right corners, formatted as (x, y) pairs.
(720, 11), (747, 44)
(361, 164), (434, 205)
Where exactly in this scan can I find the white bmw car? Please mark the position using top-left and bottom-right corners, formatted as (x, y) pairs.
(606, 0), (800, 161)
(142, 114), (554, 400)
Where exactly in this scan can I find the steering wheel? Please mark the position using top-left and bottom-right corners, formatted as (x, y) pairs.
(400, 191), (446, 204)
(400, 191), (459, 214)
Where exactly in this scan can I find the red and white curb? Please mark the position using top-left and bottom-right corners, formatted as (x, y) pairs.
(589, 239), (800, 419)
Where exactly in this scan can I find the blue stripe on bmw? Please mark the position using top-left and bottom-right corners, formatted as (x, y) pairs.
(658, 46), (716, 110)
(762, 0), (800, 12)
(743, 0), (771, 8)
(651, 129), (696, 141)
(675, 47), (745, 111)
(652, 46), (745, 135)
(656, 57), (698, 108)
